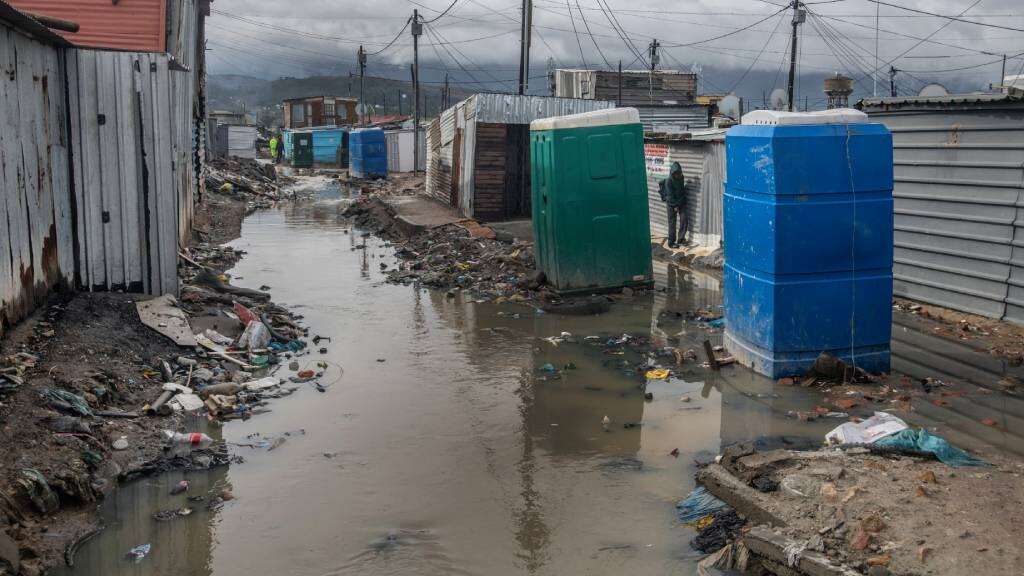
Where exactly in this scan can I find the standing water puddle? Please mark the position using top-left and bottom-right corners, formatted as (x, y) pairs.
(57, 178), (1024, 576)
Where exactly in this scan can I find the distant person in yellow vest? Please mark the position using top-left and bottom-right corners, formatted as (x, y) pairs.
(269, 135), (279, 163)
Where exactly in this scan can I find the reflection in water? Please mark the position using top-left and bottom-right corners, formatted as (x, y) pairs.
(61, 180), (1024, 576)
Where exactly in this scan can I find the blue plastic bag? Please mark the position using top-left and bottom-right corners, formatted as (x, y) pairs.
(676, 485), (728, 523)
(875, 429), (988, 467)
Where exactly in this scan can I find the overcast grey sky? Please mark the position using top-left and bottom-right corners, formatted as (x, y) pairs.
(206, 0), (1024, 99)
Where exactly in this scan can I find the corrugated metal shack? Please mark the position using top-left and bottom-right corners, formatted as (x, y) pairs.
(10, 0), (168, 51)
(552, 69), (710, 132)
(859, 93), (1024, 325)
(385, 128), (426, 173)
(0, 3), (75, 333)
(1, 0), (206, 336)
(214, 124), (258, 159)
(644, 129), (726, 247)
(425, 94), (614, 221)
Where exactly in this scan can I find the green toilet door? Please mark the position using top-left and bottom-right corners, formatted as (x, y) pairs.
(294, 133), (313, 167)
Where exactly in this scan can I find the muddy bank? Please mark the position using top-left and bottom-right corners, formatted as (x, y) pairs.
(0, 164), (316, 576)
(693, 441), (1024, 576)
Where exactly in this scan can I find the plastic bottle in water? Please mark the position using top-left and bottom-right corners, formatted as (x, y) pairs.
(163, 430), (214, 456)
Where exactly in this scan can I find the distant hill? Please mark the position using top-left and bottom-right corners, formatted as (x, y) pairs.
(208, 73), (474, 126)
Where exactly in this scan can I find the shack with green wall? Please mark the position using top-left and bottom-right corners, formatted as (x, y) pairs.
(530, 108), (653, 293)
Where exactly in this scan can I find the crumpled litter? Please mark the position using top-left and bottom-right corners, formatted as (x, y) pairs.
(645, 368), (671, 380)
(40, 387), (93, 417)
(784, 540), (807, 567)
(825, 411), (907, 445)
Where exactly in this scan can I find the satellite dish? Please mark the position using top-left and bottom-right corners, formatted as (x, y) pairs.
(769, 88), (789, 111)
(918, 83), (949, 97)
(719, 94), (741, 120)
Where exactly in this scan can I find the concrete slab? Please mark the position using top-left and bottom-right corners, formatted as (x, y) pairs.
(488, 219), (534, 243)
(384, 196), (463, 233)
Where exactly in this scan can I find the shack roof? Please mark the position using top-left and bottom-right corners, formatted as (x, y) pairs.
(9, 0), (167, 51)
(858, 91), (1024, 112)
(461, 93), (616, 125)
(282, 95), (358, 103)
(0, 0), (71, 45)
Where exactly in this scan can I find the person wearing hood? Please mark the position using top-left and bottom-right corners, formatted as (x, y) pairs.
(659, 161), (688, 248)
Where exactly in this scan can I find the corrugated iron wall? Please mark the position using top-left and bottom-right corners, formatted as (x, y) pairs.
(0, 23), (75, 335)
(67, 50), (184, 296)
(644, 136), (725, 247)
(863, 102), (1024, 324)
(635, 105), (709, 132)
(9, 0), (167, 52)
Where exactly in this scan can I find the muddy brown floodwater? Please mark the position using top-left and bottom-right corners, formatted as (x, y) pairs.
(54, 179), (1023, 576)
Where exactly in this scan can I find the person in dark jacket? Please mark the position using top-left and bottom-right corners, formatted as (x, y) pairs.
(659, 161), (688, 248)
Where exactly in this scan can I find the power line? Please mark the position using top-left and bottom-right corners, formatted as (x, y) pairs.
(861, 0), (1024, 33)
(594, 0), (648, 67)
(367, 17), (413, 55)
(576, 0), (613, 69)
(565, 0), (590, 69)
(663, 6), (789, 48)
(729, 11), (788, 93)
(865, 0), (984, 78)
(421, 0), (463, 24)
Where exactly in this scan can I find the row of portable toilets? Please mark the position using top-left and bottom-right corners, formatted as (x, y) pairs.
(528, 106), (893, 380)
(282, 127), (399, 178)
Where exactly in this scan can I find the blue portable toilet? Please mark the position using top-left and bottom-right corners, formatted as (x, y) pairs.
(723, 109), (893, 378)
(282, 130), (294, 161)
(349, 128), (387, 178)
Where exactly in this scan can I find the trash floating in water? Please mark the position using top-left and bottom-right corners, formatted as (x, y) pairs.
(126, 543), (151, 562)
(645, 368), (670, 380)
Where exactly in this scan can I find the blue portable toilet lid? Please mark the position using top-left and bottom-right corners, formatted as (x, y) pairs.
(530, 107), (640, 131)
(741, 108), (868, 126)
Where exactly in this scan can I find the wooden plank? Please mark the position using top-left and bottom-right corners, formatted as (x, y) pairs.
(66, 50), (89, 289)
(48, 49), (74, 285)
(30, 38), (58, 291)
(152, 55), (178, 295)
(14, 34), (42, 306)
(138, 53), (160, 294)
(115, 52), (142, 288)
(78, 50), (106, 289)
(744, 527), (863, 576)
(0, 28), (16, 319)
(696, 464), (786, 527)
(97, 51), (124, 289)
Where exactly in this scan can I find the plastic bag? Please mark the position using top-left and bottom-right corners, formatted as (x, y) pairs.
(825, 411), (907, 445)
(237, 321), (271, 351)
(677, 485), (728, 523)
(875, 429), (988, 467)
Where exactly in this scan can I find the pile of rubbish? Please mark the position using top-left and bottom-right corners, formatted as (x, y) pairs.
(204, 157), (299, 211)
(383, 221), (540, 302)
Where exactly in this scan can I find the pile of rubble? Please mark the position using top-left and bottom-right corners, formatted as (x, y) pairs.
(204, 157), (299, 211)
(343, 199), (542, 302)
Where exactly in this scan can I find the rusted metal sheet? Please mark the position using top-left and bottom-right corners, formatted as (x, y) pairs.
(9, 0), (167, 52)
(0, 21), (74, 337)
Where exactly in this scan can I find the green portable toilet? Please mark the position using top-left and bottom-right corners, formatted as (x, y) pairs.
(293, 132), (314, 168)
(530, 108), (652, 294)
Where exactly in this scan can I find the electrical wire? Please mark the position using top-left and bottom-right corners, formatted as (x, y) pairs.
(565, 0), (590, 70)
(367, 17), (413, 56)
(663, 7), (789, 48)
(576, 0), (613, 69)
(421, 0), (463, 24)
(865, 0), (983, 78)
(594, 0), (648, 67)
(861, 0), (1024, 33)
(728, 10), (787, 93)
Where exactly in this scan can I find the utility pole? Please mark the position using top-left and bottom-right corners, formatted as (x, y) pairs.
(786, 1), (805, 112)
(518, 0), (533, 95)
(617, 60), (622, 106)
(357, 45), (366, 125)
(889, 66), (898, 97)
(648, 38), (659, 104)
(412, 10), (422, 174)
(444, 73), (450, 109)
(1001, 54), (1007, 87)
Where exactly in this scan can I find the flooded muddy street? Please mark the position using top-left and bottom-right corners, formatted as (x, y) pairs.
(55, 180), (1023, 576)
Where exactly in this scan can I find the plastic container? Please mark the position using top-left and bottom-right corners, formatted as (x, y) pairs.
(529, 108), (652, 293)
(723, 109), (893, 378)
(349, 128), (388, 178)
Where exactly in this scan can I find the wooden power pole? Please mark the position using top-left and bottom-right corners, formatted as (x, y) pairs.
(412, 10), (422, 174)
(786, 1), (804, 112)
(357, 45), (366, 125)
(518, 0), (533, 95)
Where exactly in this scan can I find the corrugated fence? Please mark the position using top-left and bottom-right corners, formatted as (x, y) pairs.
(861, 95), (1024, 325)
(644, 132), (726, 247)
(0, 22), (75, 332)
(1, 0), (200, 336)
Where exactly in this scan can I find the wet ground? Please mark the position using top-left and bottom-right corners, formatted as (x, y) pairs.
(56, 178), (1024, 576)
